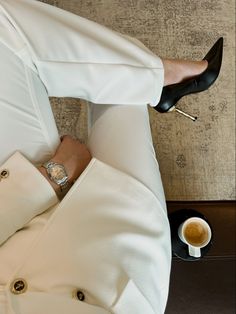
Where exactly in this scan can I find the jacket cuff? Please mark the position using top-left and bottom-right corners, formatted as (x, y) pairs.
(0, 151), (59, 245)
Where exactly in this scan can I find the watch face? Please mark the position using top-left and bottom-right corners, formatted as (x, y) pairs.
(50, 165), (66, 181)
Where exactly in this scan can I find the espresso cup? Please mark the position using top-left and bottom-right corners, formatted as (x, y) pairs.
(178, 217), (212, 258)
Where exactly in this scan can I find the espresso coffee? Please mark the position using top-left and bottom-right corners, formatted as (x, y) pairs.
(183, 221), (209, 246)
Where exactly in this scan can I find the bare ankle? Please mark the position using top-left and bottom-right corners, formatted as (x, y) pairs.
(162, 59), (181, 86)
(162, 59), (174, 86)
(162, 58), (208, 86)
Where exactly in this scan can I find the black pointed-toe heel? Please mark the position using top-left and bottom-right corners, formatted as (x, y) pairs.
(155, 37), (224, 121)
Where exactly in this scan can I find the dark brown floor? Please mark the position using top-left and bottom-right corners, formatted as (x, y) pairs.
(166, 202), (236, 313)
(166, 258), (235, 314)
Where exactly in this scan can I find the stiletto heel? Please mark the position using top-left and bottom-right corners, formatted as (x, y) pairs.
(173, 107), (197, 121)
(154, 37), (223, 120)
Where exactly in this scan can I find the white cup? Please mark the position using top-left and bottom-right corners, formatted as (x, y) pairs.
(178, 217), (212, 258)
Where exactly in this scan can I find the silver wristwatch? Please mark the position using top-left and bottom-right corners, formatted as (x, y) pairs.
(42, 161), (70, 192)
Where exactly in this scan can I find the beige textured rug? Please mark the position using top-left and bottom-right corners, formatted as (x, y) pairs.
(41, 0), (235, 201)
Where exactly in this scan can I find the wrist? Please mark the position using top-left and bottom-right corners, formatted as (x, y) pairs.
(49, 157), (75, 185)
(38, 165), (61, 196)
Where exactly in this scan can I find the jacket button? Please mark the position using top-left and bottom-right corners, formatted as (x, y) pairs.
(77, 290), (85, 301)
(73, 289), (85, 301)
(10, 278), (27, 294)
(0, 169), (9, 179)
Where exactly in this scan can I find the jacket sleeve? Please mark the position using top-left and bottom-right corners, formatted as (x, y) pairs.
(0, 151), (59, 246)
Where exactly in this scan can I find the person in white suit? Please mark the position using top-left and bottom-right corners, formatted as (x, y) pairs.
(0, 0), (223, 313)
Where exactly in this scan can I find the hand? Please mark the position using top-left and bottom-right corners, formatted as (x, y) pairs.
(38, 135), (92, 197)
(51, 135), (92, 184)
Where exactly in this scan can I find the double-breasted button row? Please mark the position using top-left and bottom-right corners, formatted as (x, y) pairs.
(0, 169), (9, 181)
(10, 278), (85, 302)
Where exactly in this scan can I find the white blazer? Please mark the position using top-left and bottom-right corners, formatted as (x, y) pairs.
(0, 0), (171, 313)
(0, 151), (171, 314)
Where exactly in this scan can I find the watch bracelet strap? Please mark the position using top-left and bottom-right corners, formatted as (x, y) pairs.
(59, 180), (70, 192)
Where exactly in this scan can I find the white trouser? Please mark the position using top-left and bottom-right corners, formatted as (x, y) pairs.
(0, 0), (165, 201)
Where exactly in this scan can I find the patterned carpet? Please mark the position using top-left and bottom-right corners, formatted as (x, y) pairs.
(41, 0), (235, 201)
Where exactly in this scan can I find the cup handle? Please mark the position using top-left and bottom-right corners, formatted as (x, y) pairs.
(188, 245), (201, 258)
